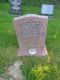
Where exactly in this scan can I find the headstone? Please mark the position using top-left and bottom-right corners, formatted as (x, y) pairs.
(13, 14), (48, 56)
(9, 0), (21, 15)
(41, 4), (54, 16)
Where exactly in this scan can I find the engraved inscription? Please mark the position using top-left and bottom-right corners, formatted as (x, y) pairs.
(18, 22), (45, 37)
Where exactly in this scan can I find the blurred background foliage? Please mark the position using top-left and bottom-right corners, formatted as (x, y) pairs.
(0, 0), (60, 6)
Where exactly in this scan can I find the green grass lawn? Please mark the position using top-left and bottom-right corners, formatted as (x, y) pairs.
(0, 3), (60, 80)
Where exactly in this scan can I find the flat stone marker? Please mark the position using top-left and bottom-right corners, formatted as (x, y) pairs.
(13, 14), (48, 56)
(9, 0), (21, 15)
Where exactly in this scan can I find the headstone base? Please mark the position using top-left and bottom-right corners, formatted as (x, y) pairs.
(17, 46), (48, 56)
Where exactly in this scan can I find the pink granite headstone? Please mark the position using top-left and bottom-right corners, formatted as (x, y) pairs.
(13, 14), (48, 56)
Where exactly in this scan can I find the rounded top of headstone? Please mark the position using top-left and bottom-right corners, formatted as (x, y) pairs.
(14, 14), (48, 21)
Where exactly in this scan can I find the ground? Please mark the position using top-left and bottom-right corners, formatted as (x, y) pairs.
(0, 3), (60, 80)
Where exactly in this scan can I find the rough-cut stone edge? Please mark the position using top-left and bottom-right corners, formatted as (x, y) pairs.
(13, 14), (48, 21)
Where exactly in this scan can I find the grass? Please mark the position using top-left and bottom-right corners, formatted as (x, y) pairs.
(0, 3), (60, 80)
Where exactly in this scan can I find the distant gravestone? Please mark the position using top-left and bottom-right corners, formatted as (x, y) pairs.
(13, 14), (48, 56)
(9, 0), (21, 15)
(41, 4), (54, 16)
